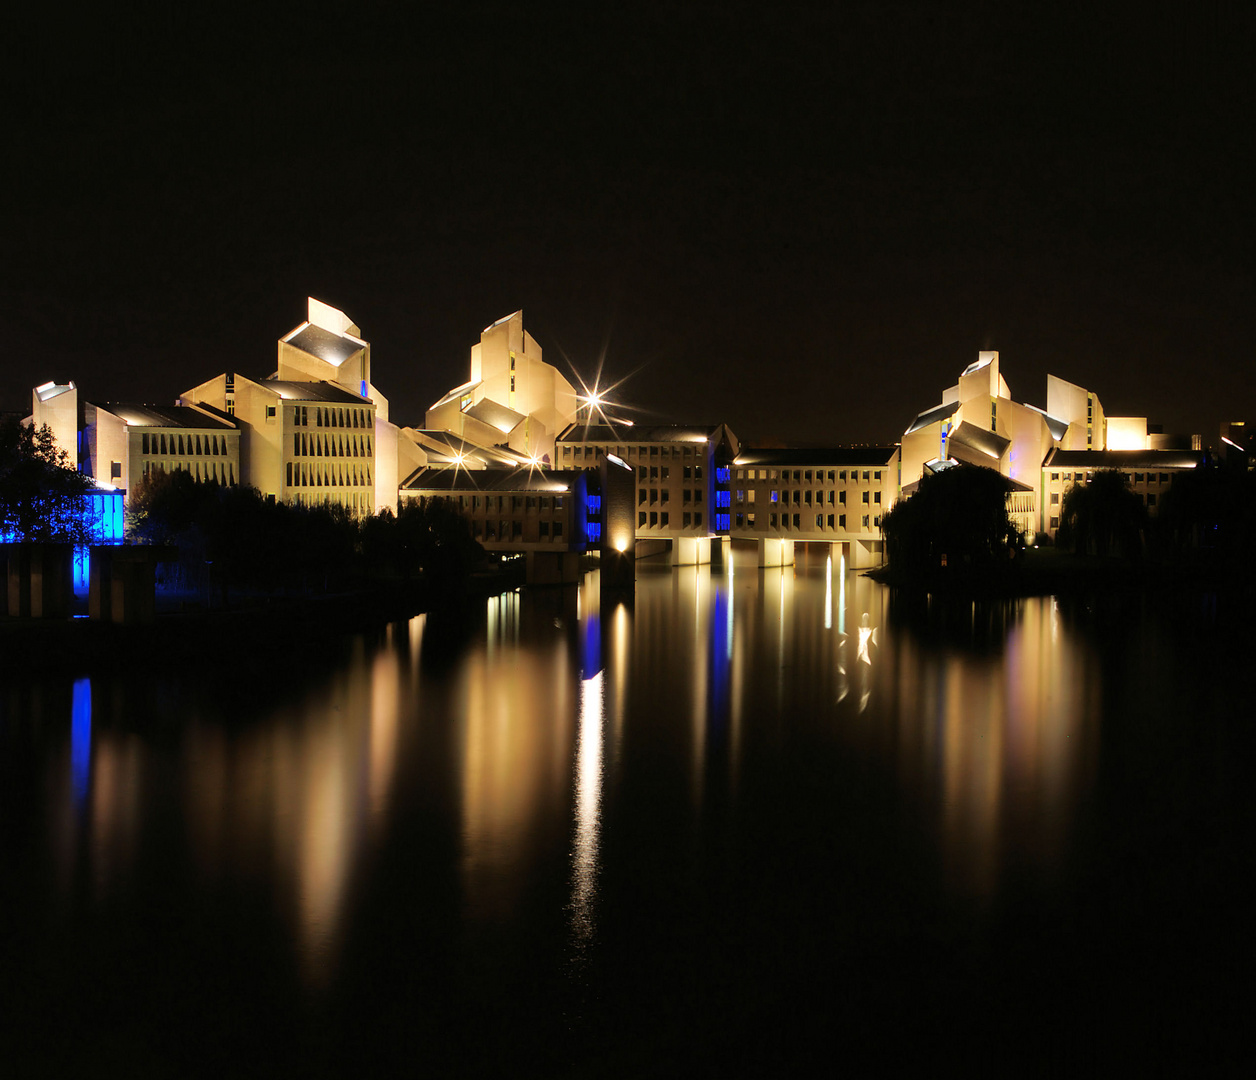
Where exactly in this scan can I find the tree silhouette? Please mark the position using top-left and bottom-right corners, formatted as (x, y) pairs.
(0, 416), (96, 543)
(882, 464), (1021, 582)
(1056, 469), (1146, 558)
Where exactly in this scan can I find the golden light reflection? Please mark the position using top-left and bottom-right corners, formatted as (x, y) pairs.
(571, 670), (604, 952)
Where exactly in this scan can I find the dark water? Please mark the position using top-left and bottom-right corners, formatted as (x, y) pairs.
(2, 547), (1251, 1076)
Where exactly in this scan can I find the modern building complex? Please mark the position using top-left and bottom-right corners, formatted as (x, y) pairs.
(18, 300), (1225, 585)
(901, 352), (1205, 539)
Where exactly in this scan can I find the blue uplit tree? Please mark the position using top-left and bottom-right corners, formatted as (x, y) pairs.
(0, 416), (97, 543)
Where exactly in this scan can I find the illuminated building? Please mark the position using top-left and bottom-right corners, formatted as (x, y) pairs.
(81, 401), (241, 493)
(180, 299), (395, 514)
(401, 457), (634, 585)
(424, 311), (580, 465)
(727, 446), (901, 567)
(1041, 449), (1206, 531)
(180, 374), (375, 512)
(29, 380), (79, 462)
(556, 423), (739, 563)
(902, 353), (1204, 538)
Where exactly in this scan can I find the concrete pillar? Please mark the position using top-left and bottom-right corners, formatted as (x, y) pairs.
(3, 545), (32, 617)
(30, 544), (73, 619)
(757, 537), (795, 567)
(672, 536), (712, 566)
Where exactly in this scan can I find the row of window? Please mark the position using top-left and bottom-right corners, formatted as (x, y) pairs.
(736, 468), (882, 483)
(634, 465), (705, 480)
(754, 489), (881, 506)
(476, 520), (565, 541)
(291, 491), (373, 512)
(286, 462), (372, 488)
(450, 493), (566, 512)
(292, 432), (373, 459)
(637, 511), (704, 529)
(141, 460), (235, 484)
(140, 432), (231, 457)
(637, 488), (704, 505)
(563, 444), (706, 459)
(290, 405), (371, 429)
(1049, 471), (1173, 484)
(733, 512), (877, 532)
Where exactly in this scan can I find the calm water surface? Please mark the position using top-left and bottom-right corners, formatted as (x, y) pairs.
(2, 546), (1250, 1075)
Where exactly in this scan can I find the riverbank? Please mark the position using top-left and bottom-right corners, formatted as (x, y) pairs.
(0, 564), (527, 677)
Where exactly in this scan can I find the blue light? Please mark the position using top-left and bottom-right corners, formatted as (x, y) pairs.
(585, 522), (602, 543)
(71, 678), (91, 808)
(586, 495), (602, 513)
(716, 491), (730, 508)
(360, 380), (368, 398)
(716, 467), (730, 483)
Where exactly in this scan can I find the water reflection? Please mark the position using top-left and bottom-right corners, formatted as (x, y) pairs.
(21, 543), (1103, 1003)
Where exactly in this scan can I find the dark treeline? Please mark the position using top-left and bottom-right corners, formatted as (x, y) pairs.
(882, 461), (1256, 598)
(881, 465), (1023, 589)
(128, 469), (484, 602)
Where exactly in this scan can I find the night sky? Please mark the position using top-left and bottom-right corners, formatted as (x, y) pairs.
(6, 4), (1252, 446)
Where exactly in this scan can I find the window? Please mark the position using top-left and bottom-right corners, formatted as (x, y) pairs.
(1148, 493), (1157, 507)
(862, 471), (870, 481)
(862, 515), (869, 528)
(770, 490), (778, 503)
(694, 490), (703, 504)
(770, 513), (777, 528)
(661, 490), (670, 504)
(1050, 515), (1060, 530)
(1050, 493), (1059, 504)
(554, 521), (563, 537)
(639, 512), (647, 527)
(650, 467), (658, 479)
(540, 521), (550, 537)
(660, 512), (669, 526)
(839, 491), (846, 504)
(661, 467), (670, 480)
(827, 490), (834, 505)
(874, 493), (881, 504)
(683, 466), (692, 480)
(266, 406), (276, 418)
(286, 462), (293, 485)
(694, 512), (702, 527)
(862, 491), (869, 504)
(735, 513), (744, 527)
(791, 513), (799, 529)
(694, 466), (703, 479)
(639, 489), (646, 504)
(650, 488), (658, 504)
(1051, 472), (1059, 481)
(804, 470), (812, 482)
(838, 514), (846, 529)
(650, 512), (658, 526)
(110, 461), (122, 479)
(874, 471), (881, 481)
(815, 514), (823, 529)
(827, 514), (834, 528)
(790, 490), (798, 504)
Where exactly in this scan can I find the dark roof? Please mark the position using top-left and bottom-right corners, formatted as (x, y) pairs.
(904, 400), (961, 435)
(948, 421), (1010, 464)
(261, 379), (371, 404)
(559, 422), (720, 444)
(1045, 449), (1205, 469)
(401, 467), (582, 494)
(284, 324), (365, 366)
(733, 446), (898, 467)
(90, 403), (239, 429)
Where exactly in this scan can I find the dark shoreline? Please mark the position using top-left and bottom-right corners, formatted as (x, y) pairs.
(0, 568), (525, 677)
